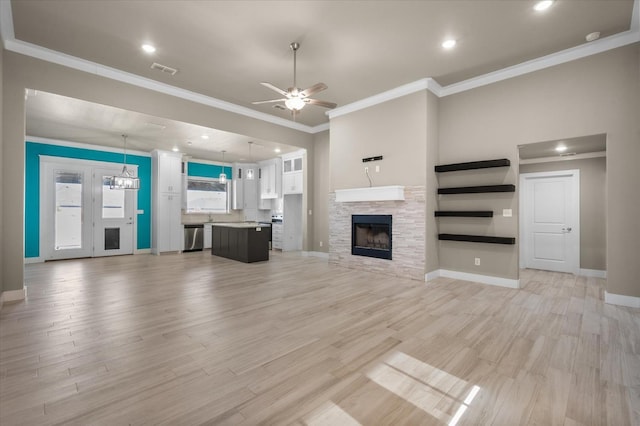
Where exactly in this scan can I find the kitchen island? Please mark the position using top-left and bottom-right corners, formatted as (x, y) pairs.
(211, 223), (270, 263)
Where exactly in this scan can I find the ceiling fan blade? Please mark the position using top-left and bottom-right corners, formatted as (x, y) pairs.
(300, 82), (328, 97)
(252, 98), (287, 105)
(260, 82), (289, 97)
(306, 98), (337, 109)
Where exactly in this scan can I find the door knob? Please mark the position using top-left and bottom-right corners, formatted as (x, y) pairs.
(562, 227), (572, 232)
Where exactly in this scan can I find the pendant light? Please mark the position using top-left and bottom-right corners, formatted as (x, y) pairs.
(219, 150), (227, 183)
(246, 141), (255, 180)
(109, 134), (140, 190)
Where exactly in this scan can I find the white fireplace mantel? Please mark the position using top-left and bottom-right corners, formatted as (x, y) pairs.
(335, 185), (405, 202)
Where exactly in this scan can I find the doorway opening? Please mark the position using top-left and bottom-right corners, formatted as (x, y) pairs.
(518, 134), (607, 277)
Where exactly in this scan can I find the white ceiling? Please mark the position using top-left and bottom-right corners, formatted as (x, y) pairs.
(4, 0), (637, 161)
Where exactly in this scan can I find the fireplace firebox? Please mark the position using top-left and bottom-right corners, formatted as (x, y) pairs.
(351, 215), (392, 260)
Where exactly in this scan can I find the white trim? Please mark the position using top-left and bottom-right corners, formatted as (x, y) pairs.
(605, 291), (640, 309)
(580, 269), (607, 279)
(424, 270), (440, 281)
(134, 248), (152, 255)
(334, 186), (405, 203)
(2, 0), (639, 129)
(39, 155), (139, 173)
(24, 256), (44, 264)
(439, 29), (640, 97)
(1, 288), (27, 306)
(3, 37), (315, 134)
(328, 79), (432, 119)
(434, 269), (520, 289)
(301, 251), (329, 260)
(27, 136), (151, 157)
(187, 158), (233, 167)
(520, 170), (581, 276)
(519, 151), (606, 165)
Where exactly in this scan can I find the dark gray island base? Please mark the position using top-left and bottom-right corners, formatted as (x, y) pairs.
(211, 223), (269, 263)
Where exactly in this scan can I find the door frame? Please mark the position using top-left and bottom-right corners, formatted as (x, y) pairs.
(39, 156), (138, 260)
(519, 169), (580, 275)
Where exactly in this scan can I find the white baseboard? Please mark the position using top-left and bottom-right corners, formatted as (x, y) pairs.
(24, 257), (44, 264)
(426, 269), (520, 289)
(424, 270), (441, 281)
(0, 287), (27, 310)
(301, 251), (329, 260)
(604, 291), (640, 309)
(579, 268), (607, 278)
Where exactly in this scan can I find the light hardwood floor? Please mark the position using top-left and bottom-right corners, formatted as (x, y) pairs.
(1, 251), (639, 425)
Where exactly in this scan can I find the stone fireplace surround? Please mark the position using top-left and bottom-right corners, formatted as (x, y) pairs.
(329, 186), (426, 281)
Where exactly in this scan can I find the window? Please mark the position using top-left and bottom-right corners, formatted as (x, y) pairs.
(186, 178), (228, 213)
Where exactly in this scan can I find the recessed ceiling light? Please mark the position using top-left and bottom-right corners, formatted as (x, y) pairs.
(534, 0), (554, 12)
(201, 135), (209, 140)
(274, 148), (281, 153)
(172, 147), (179, 152)
(586, 32), (601, 42)
(555, 145), (567, 152)
(442, 39), (457, 49)
(187, 140), (192, 146)
(141, 44), (156, 54)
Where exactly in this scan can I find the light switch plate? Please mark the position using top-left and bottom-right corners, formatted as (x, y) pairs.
(503, 209), (512, 217)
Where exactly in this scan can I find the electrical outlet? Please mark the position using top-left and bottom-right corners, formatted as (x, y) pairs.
(375, 165), (380, 173)
(503, 209), (512, 217)
(475, 257), (481, 266)
(319, 241), (323, 247)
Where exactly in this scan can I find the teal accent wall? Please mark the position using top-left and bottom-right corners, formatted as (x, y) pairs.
(25, 141), (152, 258)
(187, 161), (232, 179)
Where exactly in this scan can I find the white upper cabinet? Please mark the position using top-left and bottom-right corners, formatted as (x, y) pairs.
(281, 151), (304, 195)
(259, 158), (281, 199)
(232, 163), (258, 210)
(155, 150), (182, 193)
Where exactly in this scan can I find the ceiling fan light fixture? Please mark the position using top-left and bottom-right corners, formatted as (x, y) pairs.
(285, 97), (306, 111)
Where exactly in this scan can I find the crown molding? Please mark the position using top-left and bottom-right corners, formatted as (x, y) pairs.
(26, 135), (152, 157)
(327, 78), (434, 120)
(440, 28), (640, 97)
(2, 0), (639, 130)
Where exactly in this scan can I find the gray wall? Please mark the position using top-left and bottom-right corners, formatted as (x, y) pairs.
(1, 50), (314, 293)
(520, 157), (606, 271)
(312, 131), (330, 253)
(0, 46), (4, 295)
(439, 44), (639, 297)
(426, 90), (439, 273)
(331, 91), (428, 190)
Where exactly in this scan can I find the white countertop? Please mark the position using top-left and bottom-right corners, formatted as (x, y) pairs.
(210, 222), (270, 228)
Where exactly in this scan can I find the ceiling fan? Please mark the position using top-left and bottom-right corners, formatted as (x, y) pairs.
(252, 42), (337, 115)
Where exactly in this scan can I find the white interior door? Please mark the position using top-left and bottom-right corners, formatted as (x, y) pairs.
(41, 161), (93, 260)
(521, 170), (580, 274)
(93, 168), (136, 257)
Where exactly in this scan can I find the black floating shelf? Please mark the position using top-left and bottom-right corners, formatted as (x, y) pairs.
(435, 158), (510, 173)
(438, 184), (515, 194)
(439, 234), (516, 245)
(435, 211), (493, 217)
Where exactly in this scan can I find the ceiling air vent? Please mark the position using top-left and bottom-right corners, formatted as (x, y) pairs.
(150, 62), (178, 76)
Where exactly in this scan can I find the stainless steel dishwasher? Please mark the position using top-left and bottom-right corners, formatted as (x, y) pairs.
(183, 224), (204, 252)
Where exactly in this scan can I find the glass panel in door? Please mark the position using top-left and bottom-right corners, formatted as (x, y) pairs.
(54, 171), (83, 250)
(93, 170), (135, 257)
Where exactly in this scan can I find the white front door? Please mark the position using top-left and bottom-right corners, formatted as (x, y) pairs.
(93, 168), (135, 257)
(520, 170), (580, 274)
(42, 163), (94, 260)
(41, 158), (137, 260)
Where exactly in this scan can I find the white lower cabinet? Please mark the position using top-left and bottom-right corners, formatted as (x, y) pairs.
(272, 223), (283, 250)
(203, 224), (212, 249)
(155, 193), (182, 253)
